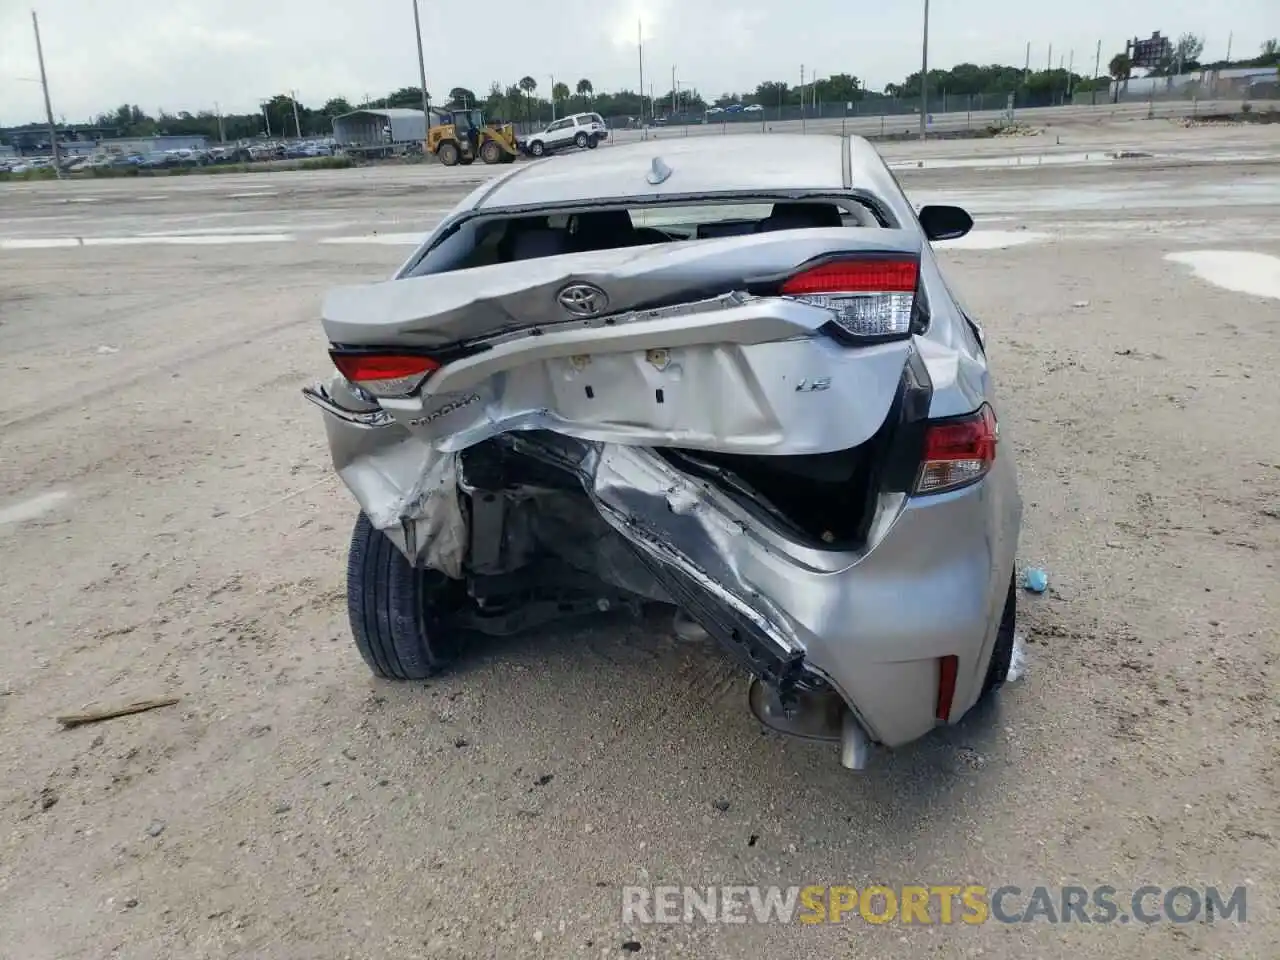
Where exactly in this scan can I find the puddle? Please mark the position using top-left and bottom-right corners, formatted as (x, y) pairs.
(936, 229), (1050, 250)
(320, 233), (425, 245)
(0, 238), (81, 249)
(84, 234), (294, 246)
(893, 152), (1111, 170)
(0, 490), (70, 528)
(1165, 250), (1280, 300)
(910, 177), (1280, 215)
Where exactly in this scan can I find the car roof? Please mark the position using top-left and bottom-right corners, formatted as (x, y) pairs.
(478, 134), (894, 210)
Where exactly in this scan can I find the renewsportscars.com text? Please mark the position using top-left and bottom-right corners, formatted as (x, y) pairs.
(621, 884), (1247, 926)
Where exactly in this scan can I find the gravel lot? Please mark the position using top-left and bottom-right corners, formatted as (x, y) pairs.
(1, 118), (1278, 959)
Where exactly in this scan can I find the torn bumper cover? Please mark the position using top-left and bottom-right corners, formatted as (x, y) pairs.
(308, 371), (1020, 749)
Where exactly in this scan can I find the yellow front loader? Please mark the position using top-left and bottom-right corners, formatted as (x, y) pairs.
(427, 109), (518, 166)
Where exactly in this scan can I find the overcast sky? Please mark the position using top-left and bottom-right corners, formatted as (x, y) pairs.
(1, 0), (1274, 123)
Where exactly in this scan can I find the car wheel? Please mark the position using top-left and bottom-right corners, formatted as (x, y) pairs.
(574, 131), (589, 148)
(586, 135), (599, 149)
(479, 140), (502, 164)
(529, 140), (545, 157)
(346, 512), (464, 680)
(979, 576), (1017, 699)
(437, 142), (459, 166)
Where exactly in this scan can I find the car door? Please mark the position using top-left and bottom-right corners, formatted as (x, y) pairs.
(546, 119), (574, 148)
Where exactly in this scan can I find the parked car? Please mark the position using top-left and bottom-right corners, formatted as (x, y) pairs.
(303, 134), (1022, 771)
(743, 103), (764, 113)
(519, 112), (609, 156)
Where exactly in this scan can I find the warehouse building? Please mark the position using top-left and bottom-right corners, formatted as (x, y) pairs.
(332, 108), (448, 151)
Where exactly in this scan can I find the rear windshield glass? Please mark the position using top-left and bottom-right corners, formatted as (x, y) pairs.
(419, 198), (877, 273)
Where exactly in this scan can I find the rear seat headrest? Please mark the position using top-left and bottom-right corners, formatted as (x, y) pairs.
(758, 202), (844, 232)
(509, 228), (570, 260)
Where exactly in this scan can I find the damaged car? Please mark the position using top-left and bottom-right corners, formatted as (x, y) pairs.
(304, 134), (1022, 769)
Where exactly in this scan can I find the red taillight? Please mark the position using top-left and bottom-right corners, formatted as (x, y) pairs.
(915, 404), (998, 495)
(780, 258), (919, 295)
(779, 257), (919, 339)
(936, 654), (959, 721)
(329, 350), (440, 397)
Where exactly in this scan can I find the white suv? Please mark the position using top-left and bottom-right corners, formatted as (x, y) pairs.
(521, 113), (609, 157)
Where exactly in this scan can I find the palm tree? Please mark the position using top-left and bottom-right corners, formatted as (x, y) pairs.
(518, 76), (537, 124)
(576, 78), (594, 109)
(1108, 52), (1132, 103)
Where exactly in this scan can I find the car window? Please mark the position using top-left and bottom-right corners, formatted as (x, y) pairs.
(411, 197), (879, 275)
(547, 119), (571, 132)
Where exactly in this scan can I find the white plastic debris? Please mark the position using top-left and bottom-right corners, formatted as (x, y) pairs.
(96, 345), (120, 354)
(1006, 631), (1029, 682)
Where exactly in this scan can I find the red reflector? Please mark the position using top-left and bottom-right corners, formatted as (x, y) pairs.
(329, 351), (440, 383)
(922, 404), (998, 464)
(780, 258), (918, 295)
(936, 654), (959, 721)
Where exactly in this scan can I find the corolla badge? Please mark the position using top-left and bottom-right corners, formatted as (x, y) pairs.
(557, 282), (609, 318)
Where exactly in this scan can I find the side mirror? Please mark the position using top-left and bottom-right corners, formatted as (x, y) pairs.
(918, 205), (973, 242)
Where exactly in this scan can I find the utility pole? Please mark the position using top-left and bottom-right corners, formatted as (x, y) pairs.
(919, 0), (929, 141)
(549, 74), (556, 121)
(215, 101), (225, 142)
(1092, 39), (1102, 106)
(1225, 31), (1232, 62)
(637, 20), (645, 127)
(290, 90), (302, 138)
(262, 103), (271, 137)
(31, 10), (61, 178)
(1047, 43), (1053, 74)
(1024, 41), (1031, 84)
(411, 0), (430, 148)
(800, 64), (806, 132)
(671, 66), (677, 116)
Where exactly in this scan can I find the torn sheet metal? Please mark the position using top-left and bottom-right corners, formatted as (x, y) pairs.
(320, 373), (469, 579)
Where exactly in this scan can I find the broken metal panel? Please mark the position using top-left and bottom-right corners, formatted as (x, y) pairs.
(322, 384), (468, 579)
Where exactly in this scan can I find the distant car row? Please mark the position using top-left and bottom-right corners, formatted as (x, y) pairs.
(0, 138), (342, 174)
(706, 103), (765, 115)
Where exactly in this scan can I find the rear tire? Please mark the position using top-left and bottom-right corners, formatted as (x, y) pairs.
(529, 140), (545, 157)
(479, 140), (502, 164)
(574, 131), (589, 148)
(346, 512), (463, 680)
(436, 142), (459, 166)
(980, 577), (1017, 699)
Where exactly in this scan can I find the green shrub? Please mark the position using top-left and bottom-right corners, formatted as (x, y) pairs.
(298, 155), (354, 170)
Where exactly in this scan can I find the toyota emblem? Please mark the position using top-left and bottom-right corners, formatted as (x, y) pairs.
(557, 282), (609, 318)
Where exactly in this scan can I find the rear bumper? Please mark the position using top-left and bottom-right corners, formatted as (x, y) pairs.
(586, 442), (1022, 748)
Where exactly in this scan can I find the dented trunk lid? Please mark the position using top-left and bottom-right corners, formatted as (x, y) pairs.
(320, 228), (922, 347)
(321, 227), (925, 458)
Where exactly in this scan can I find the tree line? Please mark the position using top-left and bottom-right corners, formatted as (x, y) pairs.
(6, 39), (1277, 144)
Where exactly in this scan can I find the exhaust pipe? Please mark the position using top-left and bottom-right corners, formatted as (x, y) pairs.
(747, 677), (874, 770)
(840, 708), (872, 770)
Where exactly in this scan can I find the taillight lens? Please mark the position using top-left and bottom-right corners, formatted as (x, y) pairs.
(329, 350), (440, 398)
(780, 257), (919, 339)
(915, 404), (998, 495)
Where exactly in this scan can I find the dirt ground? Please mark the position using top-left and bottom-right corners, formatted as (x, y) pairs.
(1, 121), (1278, 959)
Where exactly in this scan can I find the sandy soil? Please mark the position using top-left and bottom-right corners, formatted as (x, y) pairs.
(1, 121), (1277, 959)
